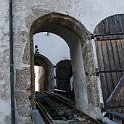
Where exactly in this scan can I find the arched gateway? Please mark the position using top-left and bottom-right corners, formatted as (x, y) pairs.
(29, 12), (100, 115)
(15, 12), (100, 123)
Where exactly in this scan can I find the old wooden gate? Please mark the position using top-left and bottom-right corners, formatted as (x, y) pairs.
(56, 60), (72, 91)
(94, 14), (124, 113)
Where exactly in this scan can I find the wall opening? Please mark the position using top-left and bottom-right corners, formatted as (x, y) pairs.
(55, 59), (75, 101)
(33, 32), (71, 93)
(34, 65), (45, 92)
(34, 53), (54, 92)
(33, 32), (75, 100)
(33, 32), (70, 65)
(30, 12), (90, 112)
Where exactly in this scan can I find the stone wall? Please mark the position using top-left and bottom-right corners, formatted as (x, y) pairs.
(0, 0), (124, 123)
(82, 38), (101, 116)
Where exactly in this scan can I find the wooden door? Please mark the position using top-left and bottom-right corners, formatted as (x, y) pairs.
(94, 14), (124, 113)
(56, 60), (72, 91)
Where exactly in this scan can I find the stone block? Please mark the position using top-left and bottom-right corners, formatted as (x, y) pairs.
(23, 42), (30, 65)
(15, 90), (31, 117)
(17, 106), (31, 117)
(16, 67), (30, 90)
(15, 90), (31, 106)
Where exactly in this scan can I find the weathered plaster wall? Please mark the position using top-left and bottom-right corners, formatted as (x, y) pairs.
(0, 0), (11, 123)
(1, 0), (124, 123)
(72, 0), (124, 32)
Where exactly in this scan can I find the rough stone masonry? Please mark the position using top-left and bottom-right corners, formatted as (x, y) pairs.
(0, 0), (124, 123)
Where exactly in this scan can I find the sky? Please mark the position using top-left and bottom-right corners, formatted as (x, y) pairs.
(33, 32), (70, 65)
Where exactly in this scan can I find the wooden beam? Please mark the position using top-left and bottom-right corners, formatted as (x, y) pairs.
(95, 34), (124, 41)
(106, 74), (124, 103)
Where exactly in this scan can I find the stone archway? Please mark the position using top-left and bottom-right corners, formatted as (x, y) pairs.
(29, 12), (100, 115)
(34, 54), (54, 92)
